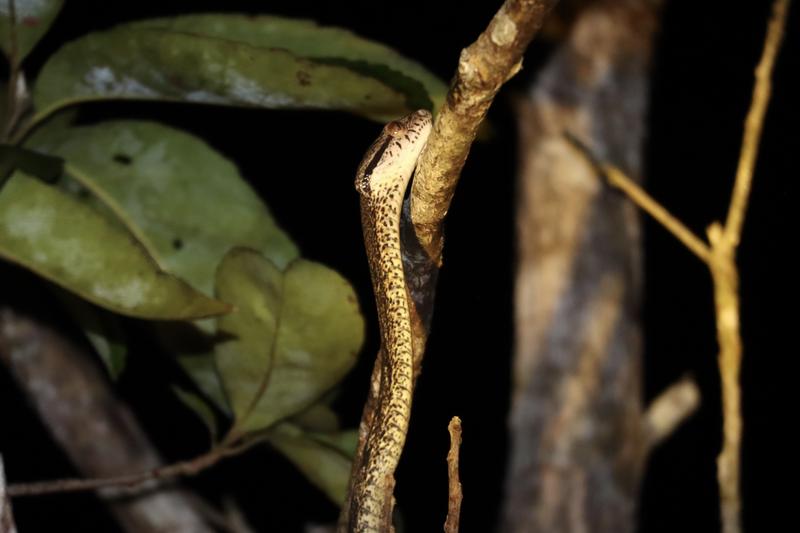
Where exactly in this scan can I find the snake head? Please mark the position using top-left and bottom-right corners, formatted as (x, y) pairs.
(355, 109), (433, 195)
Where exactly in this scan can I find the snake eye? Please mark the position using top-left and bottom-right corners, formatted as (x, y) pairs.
(386, 121), (404, 137)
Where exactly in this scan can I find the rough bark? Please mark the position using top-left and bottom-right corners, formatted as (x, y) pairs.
(0, 309), (215, 533)
(503, 1), (660, 531)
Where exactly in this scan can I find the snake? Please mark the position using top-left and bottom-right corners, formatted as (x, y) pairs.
(346, 109), (433, 531)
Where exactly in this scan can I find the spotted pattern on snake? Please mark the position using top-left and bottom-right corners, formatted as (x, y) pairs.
(348, 110), (432, 531)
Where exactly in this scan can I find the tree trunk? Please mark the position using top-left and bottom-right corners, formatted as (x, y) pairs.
(503, 2), (660, 531)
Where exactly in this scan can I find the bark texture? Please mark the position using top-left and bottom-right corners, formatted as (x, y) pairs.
(503, 1), (660, 531)
(0, 309), (214, 533)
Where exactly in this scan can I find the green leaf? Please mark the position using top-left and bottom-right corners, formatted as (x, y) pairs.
(25, 118), (299, 406)
(215, 248), (364, 433)
(307, 428), (359, 459)
(132, 14), (447, 113)
(32, 24), (411, 125)
(269, 423), (355, 505)
(57, 291), (128, 379)
(175, 350), (230, 415)
(0, 172), (231, 319)
(26, 120), (298, 295)
(173, 386), (219, 444)
(0, 0), (63, 63)
(291, 401), (341, 433)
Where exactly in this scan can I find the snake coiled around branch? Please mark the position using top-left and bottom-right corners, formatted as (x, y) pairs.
(343, 110), (432, 531)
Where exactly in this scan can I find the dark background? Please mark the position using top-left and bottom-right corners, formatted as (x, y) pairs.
(1, 1), (796, 532)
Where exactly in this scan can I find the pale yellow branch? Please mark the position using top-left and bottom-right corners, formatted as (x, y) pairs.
(724, 0), (790, 246)
(569, 4), (789, 532)
(712, 4), (789, 533)
(643, 376), (701, 450)
(603, 164), (712, 263)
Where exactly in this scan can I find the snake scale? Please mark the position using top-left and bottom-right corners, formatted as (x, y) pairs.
(345, 110), (433, 531)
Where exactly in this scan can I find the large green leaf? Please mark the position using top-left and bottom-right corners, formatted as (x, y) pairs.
(215, 248), (363, 433)
(269, 423), (356, 505)
(26, 120), (298, 295)
(132, 14), (447, 113)
(0, 172), (231, 319)
(32, 24), (411, 125)
(26, 119), (299, 405)
(0, 0), (63, 63)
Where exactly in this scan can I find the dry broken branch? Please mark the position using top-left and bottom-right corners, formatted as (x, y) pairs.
(444, 417), (463, 533)
(643, 376), (701, 450)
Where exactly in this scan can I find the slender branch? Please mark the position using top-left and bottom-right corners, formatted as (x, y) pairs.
(6, 450), (223, 498)
(604, 164), (712, 263)
(707, 223), (743, 533)
(566, 134), (712, 263)
(643, 376), (701, 450)
(571, 3), (789, 532)
(724, 0), (789, 246)
(5, 429), (271, 498)
(712, 4), (788, 532)
(410, 0), (560, 263)
(444, 417), (463, 533)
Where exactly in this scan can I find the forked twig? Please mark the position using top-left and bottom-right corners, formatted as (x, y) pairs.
(566, 2), (790, 531)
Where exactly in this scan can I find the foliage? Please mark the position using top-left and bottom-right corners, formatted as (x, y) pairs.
(0, 1), (445, 505)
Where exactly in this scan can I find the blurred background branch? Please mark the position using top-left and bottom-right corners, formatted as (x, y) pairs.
(0, 309), (216, 533)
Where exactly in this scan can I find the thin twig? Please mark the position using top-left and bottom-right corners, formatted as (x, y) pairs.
(444, 417), (463, 533)
(7, 447), (227, 497)
(724, 0), (789, 246)
(712, 3), (788, 532)
(573, 3), (789, 532)
(4, 424), (272, 498)
(604, 165), (712, 263)
(643, 376), (701, 450)
(565, 135), (712, 263)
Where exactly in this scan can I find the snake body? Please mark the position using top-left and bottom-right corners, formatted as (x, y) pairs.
(348, 110), (432, 531)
